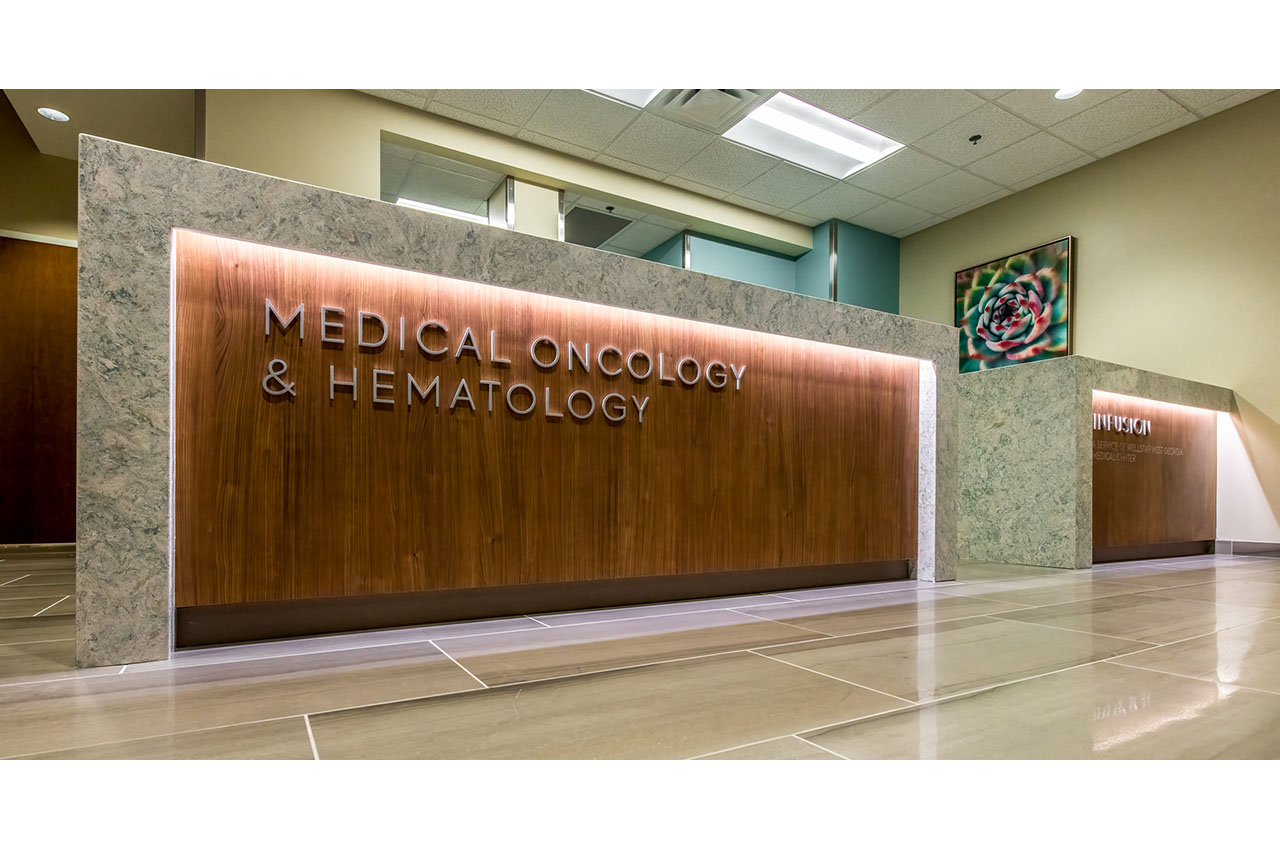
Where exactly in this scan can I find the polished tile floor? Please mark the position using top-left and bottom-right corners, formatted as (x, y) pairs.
(4, 549), (1280, 758)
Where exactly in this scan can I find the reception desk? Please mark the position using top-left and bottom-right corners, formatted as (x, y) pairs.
(77, 137), (958, 664)
(958, 355), (1233, 570)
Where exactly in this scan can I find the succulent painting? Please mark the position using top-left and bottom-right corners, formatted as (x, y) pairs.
(955, 238), (1072, 372)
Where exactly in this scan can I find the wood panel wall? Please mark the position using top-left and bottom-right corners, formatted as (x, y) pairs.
(0, 236), (77, 544)
(173, 231), (919, 608)
(1092, 391), (1217, 549)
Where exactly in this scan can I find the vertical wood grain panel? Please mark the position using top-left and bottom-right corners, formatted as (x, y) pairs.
(1092, 392), (1217, 549)
(174, 231), (919, 607)
(0, 236), (77, 543)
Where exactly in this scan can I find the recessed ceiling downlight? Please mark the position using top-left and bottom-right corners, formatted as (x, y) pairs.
(723, 92), (903, 179)
(37, 107), (70, 122)
(1054, 89), (1084, 100)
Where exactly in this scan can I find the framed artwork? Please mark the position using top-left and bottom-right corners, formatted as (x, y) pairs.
(955, 236), (1075, 372)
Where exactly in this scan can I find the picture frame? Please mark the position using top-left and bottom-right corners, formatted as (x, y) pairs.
(955, 236), (1075, 373)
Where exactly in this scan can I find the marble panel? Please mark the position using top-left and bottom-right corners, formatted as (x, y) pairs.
(78, 137), (959, 666)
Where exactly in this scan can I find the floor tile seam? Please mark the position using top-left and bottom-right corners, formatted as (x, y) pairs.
(928, 584), (1155, 608)
(0, 665), (126, 691)
(1124, 615), (1280, 652)
(2, 677), (498, 759)
(304, 715), (320, 760)
(309, 649), (774, 718)
(729, 607), (835, 636)
(1131, 587), (1280, 611)
(0, 637), (76, 654)
(793, 735), (851, 760)
(690, 734), (794, 759)
(426, 639), (489, 689)
(0, 592), (76, 602)
(702, 609), (1031, 649)
(983, 613), (1161, 647)
(149, 623), (553, 672)
(769, 585), (931, 602)
(0, 713), (316, 760)
(29, 597), (70, 618)
(1099, 659), (1280, 700)
(524, 597), (801, 630)
(746, 649), (917, 706)
(690, 697), (935, 759)
(790, 649), (1172, 748)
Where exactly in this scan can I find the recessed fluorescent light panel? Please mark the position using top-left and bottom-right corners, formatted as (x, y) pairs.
(724, 93), (903, 179)
(395, 197), (488, 225)
(587, 89), (662, 109)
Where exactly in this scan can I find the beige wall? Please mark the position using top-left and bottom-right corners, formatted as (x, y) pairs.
(900, 91), (1280, 542)
(203, 89), (811, 255)
(0, 94), (77, 243)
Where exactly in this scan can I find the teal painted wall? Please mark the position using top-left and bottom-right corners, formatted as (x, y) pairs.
(637, 222), (898, 312)
(834, 221), (899, 314)
(687, 233), (795, 292)
(642, 233), (683, 267)
(794, 221), (831, 299)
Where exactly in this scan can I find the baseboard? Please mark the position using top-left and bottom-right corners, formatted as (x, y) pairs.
(1093, 541), (1213, 562)
(0, 542), (75, 554)
(175, 559), (910, 648)
(1215, 540), (1280, 556)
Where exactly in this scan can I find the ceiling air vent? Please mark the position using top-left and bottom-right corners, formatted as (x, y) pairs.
(649, 89), (772, 134)
(565, 206), (633, 249)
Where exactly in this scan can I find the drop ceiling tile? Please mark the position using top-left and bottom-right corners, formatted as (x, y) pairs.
(1093, 112), (1198, 158)
(414, 150), (504, 182)
(595, 153), (668, 182)
(966, 132), (1090, 187)
(790, 182), (884, 222)
(942, 188), (1011, 218)
(523, 90), (638, 151)
(844, 148), (953, 197)
(379, 147), (413, 197)
(1049, 90), (1192, 153)
(894, 215), (945, 237)
(724, 194), (785, 217)
(783, 89), (891, 119)
(914, 103), (1039, 167)
(896, 170), (1002, 215)
(673, 139), (779, 193)
(641, 212), (690, 231)
(852, 89), (985, 144)
(602, 113), (716, 174)
(426, 101), (521, 136)
(516, 129), (600, 162)
(735, 162), (833, 209)
(848, 201), (934, 234)
(970, 90), (1012, 100)
(607, 222), (682, 254)
(996, 89), (1125, 127)
(361, 89), (432, 110)
(398, 161), (500, 215)
(1190, 90), (1270, 117)
(429, 90), (548, 127)
(1161, 90), (1242, 112)
(571, 195), (649, 221)
(1009, 155), (1095, 192)
(603, 246), (645, 258)
(663, 175), (729, 199)
(779, 210), (824, 228)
